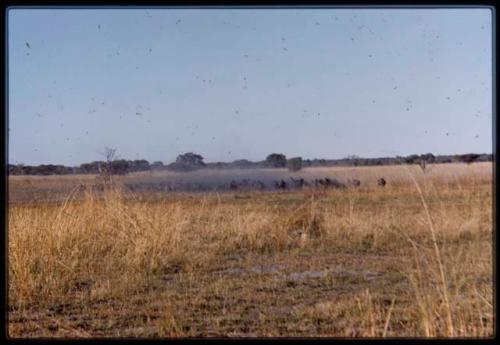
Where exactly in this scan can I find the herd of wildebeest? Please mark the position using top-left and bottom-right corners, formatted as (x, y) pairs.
(110, 177), (388, 193)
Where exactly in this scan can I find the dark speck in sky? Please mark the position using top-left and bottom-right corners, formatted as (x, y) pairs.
(25, 42), (31, 49)
(176, 19), (181, 24)
(98, 24), (101, 30)
(475, 134), (480, 138)
(315, 22), (320, 25)
(446, 96), (451, 100)
(149, 48), (152, 53)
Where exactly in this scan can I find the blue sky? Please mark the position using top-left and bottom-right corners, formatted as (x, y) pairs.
(7, 8), (493, 165)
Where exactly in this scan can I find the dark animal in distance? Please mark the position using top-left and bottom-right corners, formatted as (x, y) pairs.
(290, 177), (307, 188)
(315, 178), (345, 189)
(229, 180), (238, 190)
(352, 179), (361, 187)
(275, 179), (287, 190)
(377, 178), (387, 187)
(252, 180), (266, 190)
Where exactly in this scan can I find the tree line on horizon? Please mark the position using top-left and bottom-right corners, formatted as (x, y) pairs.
(7, 152), (492, 176)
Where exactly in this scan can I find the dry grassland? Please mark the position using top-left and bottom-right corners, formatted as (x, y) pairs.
(7, 163), (494, 338)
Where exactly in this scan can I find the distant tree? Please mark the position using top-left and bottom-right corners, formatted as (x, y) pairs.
(232, 159), (253, 169)
(80, 162), (101, 174)
(310, 159), (327, 167)
(395, 156), (406, 165)
(129, 159), (150, 172)
(167, 152), (206, 172)
(405, 154), (421, 164)
(110, 159), (129, 175)
(418, 153), (436, 173)
(98, 147), (125, 184)
(346, 155), (360, 166)
(177, 152), (205, 166)
(151, 161), (164, 168)
(478, 154), (493, 162)
(421, 153), (436, 163)
(287, 157), (303, 172)
(265, 153), (287, 168)
(458, 153), (481, 164)
(436, 155), (453, 164)
(302, 159), (312, 168)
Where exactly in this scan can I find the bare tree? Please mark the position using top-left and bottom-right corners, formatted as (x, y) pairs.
(419, 153), (436, 174)
(99, 147), (118, 186)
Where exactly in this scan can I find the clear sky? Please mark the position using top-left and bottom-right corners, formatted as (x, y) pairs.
(7, 7), (493, 166)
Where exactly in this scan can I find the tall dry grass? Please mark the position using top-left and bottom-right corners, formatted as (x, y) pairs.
(7, 163), (493, 337)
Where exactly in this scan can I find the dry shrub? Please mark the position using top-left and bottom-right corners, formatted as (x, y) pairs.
(8, 187), (191, 309)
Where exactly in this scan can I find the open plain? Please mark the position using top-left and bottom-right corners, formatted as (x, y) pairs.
(7, 163), (494, 338)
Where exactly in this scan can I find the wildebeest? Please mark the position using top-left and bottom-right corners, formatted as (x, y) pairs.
(229, 180), (238, 190)
(377, 177), (386, 187)
(351, 179), (361, 187)
(290, 177), (306, 188)
(252, 180), (266, 190)
(314, 177), (345, 189)
(275, 179), (287, 189)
